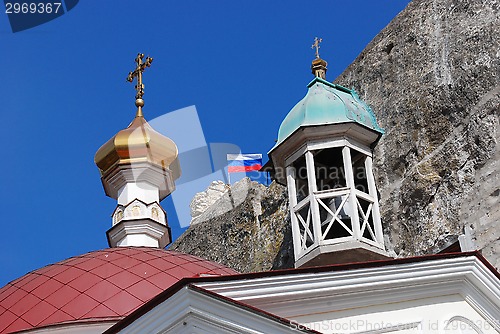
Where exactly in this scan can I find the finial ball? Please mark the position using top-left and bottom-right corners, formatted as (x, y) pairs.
(135, 99), (145, 107)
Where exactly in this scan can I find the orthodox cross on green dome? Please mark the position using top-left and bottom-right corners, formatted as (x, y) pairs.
(311, 37), (323, 59)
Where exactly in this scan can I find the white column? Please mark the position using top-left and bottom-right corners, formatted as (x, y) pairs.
(287, 166), (302, 260)
(305, 151), (321, 245)
(343, 147), (361, 240)
(365, 156), (384, 245)
(117, 234), (159, 247)
(117, 182), (160, 205)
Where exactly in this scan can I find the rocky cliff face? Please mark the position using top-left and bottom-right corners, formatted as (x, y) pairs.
(171, 178), (294, 273)
(335, 0), (499, 268)
(172, 0), (499, 271)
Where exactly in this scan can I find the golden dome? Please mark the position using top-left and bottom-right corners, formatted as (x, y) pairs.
(95, 108), (180, 179)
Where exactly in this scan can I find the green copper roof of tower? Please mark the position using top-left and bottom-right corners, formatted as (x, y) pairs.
(276, 77), (384, 145)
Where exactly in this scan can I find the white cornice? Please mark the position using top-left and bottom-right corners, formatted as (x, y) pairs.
(23, 321), (115, 334)
(106, 219), (171, 248)
(114, 286), (311, 334)
(270, 123), (380, 184)
(102, 162), (176, 200)
(196, 255), (500, 330)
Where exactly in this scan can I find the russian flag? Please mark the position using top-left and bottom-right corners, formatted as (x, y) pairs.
(227, 154), (262, 173)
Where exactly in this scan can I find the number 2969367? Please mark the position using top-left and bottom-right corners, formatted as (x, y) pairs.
(5, 2), (62, 14)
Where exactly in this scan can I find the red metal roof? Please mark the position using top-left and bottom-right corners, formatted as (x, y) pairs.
(0, 247), (238, 333)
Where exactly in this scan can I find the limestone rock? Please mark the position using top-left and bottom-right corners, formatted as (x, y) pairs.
(190, 181), (228, 225)
(171, 178), (294, 273)
(335, 0), (499, 267)
(190, 179), (256, 226)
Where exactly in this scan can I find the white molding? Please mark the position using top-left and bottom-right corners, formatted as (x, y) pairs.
(196, 256), (500, 329)
(284, 144), (307, 167)
(283, 136), (373, 168)
(305, 137), (373, 158)
(345, 137), (373, 157)
(295, 240), (387, 268)
(24, 321), (115, 334)
(113, 199), (166, 226)
(306, 137), (348, 152)
(115, 286), (305, 334)
(102, 162), (176, 201)
(107, 219), (170, 248)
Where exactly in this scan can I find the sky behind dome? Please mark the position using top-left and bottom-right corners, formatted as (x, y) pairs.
(0, 0), (411, 287)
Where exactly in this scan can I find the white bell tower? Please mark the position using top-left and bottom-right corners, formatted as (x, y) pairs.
(269, 41), (389, 267)
(95, 53), (181, 248)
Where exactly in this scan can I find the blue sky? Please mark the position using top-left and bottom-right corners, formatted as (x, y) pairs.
(0, 1), (411, 286)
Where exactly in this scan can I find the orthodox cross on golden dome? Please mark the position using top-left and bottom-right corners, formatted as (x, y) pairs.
(311, 37), (323, 59)
(126, 53), (153, 108)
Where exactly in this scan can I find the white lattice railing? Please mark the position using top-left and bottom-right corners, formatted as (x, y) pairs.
(354, 190), (378, 245)
(292, 196), (314, 252)
(292, 188), (380, 256)
(315, 188), (352, 241)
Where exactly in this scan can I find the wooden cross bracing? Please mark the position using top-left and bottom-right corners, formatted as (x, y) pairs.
(311, 37), (322, 59)
(127, 53), (153, 100)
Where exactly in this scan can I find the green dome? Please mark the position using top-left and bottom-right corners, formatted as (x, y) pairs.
(276, 77), (384, 145)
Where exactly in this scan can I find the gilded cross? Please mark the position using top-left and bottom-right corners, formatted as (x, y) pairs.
(126, 53), (153, 100)
(311, 37), (323, 59)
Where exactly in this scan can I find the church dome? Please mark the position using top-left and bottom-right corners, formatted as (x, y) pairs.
(95, 113), (180, 179)
(276, 77), (384, 146)
(0, 247), (238, 333)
